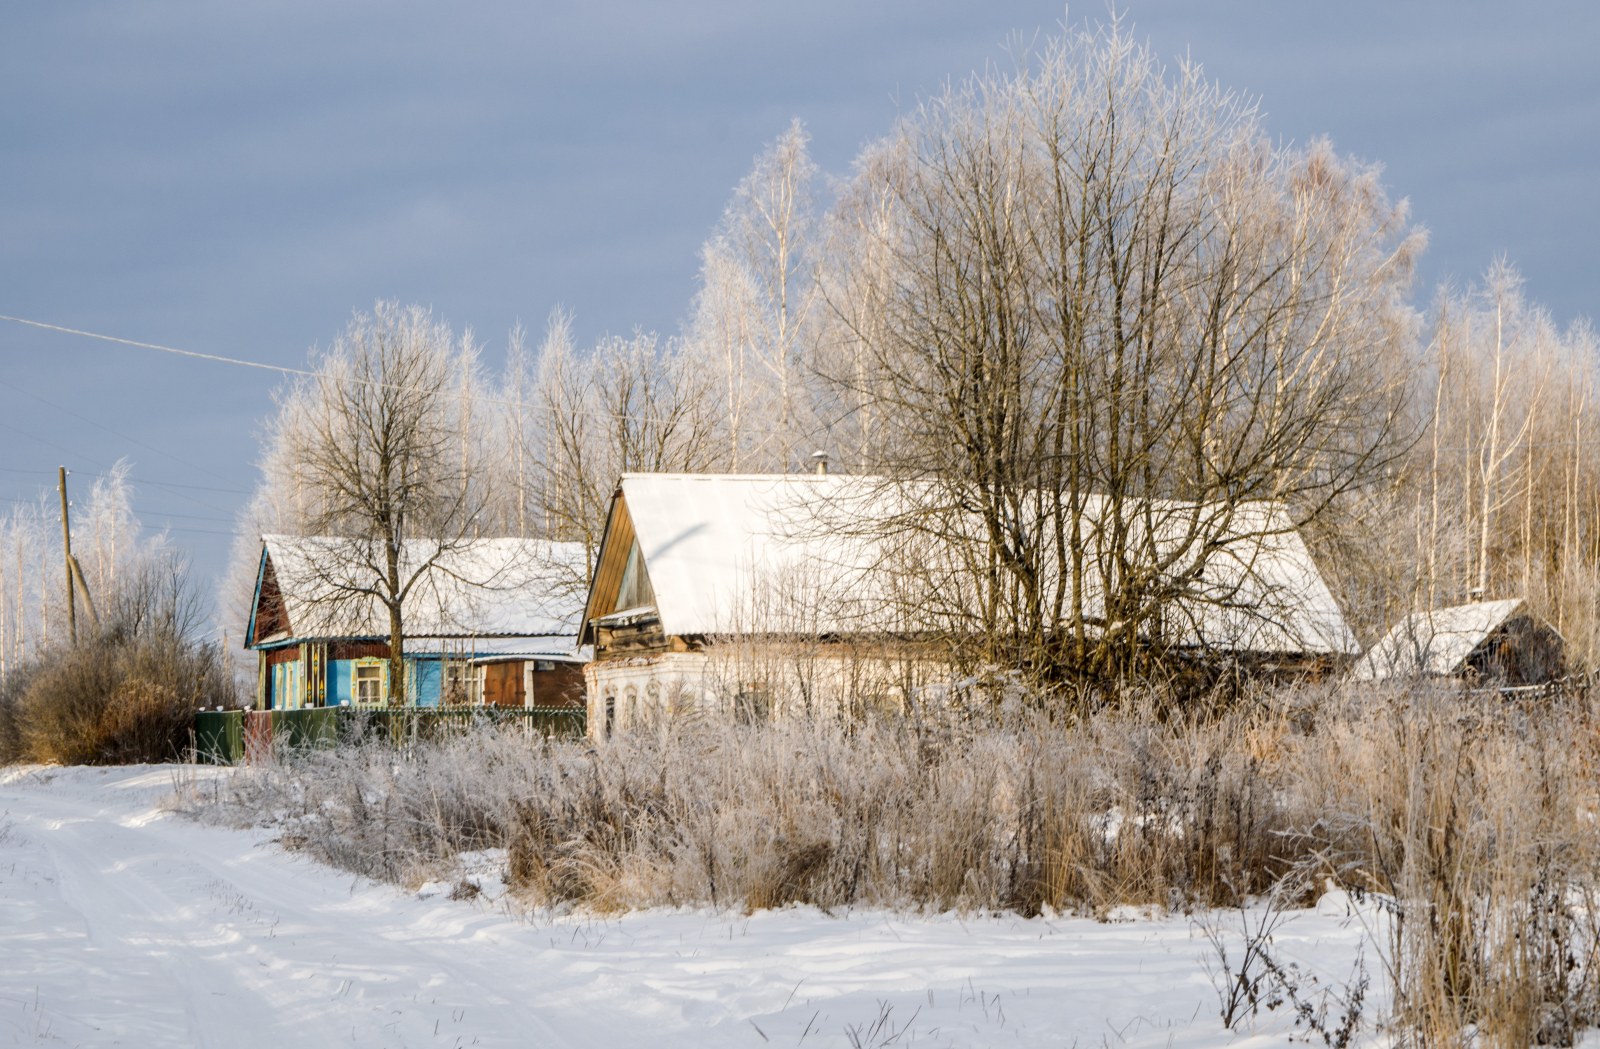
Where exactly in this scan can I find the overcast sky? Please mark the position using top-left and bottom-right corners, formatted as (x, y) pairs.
(3, 1), (1597, 617)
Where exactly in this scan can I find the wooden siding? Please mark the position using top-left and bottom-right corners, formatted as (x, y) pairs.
(250, 555), (289, 645)
(582, 491), (638, 630)
(529, 662), (586, 708)
(263, 645), (301, 667)
(1465, 614), (1567, 686)
(329, 640), (390, 661)
(595, 615), (668, 659)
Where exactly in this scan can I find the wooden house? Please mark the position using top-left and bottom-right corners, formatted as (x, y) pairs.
(1349, 598), (1567, 687)
(579, 474), (1360, 733)
(246, 536), (588, 710)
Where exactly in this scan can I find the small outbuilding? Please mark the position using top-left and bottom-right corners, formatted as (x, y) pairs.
(1349, 598), (1567, 687)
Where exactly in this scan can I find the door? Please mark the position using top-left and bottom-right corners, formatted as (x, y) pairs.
(481, 662), (524, 707)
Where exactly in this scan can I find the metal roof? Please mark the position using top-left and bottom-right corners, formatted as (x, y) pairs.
(1349, 598), (1526, 680)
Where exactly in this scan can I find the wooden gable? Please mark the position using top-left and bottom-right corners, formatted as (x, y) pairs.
(1464, 613), (1567, 686)
(583, 491), (647, 624)
(581, 491), (669, 656)
(248, 550), (291, 647)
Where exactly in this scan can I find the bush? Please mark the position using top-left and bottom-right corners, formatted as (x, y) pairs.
(1320, 692), (1600, 1047)
(0, 630), (236, 765)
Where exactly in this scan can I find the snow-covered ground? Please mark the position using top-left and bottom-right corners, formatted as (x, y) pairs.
(0, 764), (1380, 1048)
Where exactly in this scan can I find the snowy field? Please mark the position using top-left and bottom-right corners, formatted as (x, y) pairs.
(0, 764), (1383, 1048)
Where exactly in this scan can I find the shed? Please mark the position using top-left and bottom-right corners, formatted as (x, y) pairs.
(1349, 598), (1567, 687)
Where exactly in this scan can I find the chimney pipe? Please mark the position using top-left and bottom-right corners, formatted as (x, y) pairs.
(810, 450), (830, 476)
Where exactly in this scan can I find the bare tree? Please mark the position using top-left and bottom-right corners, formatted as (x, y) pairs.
(816, 21), (1422, 685)
(686, 119), (823, 471)
(1396, 264), (1600, 665)
(497, 321), (537, 537)
(264, 303), (488, 704)
(535, 326), (720, 572)
(0, 460), (176, 682)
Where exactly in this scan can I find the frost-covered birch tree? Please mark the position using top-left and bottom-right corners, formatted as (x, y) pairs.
(0, 461), (185, 681)
(534, 326), (719, 571)
(260, 303), (490, 705)
(686, 119), (823, 471)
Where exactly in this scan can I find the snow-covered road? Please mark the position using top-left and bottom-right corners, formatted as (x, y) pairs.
(0, 765), (1374, 1047)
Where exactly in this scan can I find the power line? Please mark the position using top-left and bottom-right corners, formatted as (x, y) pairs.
(0, 458), (246, 513)
(0, 312), (547, 411)
(150, 525), (244, 539)
(0, 421), (111, 473)
(132, 508), (240, 525)
(124, 477), (251, 496)
(0, 465), (252, 496)
(0, 314), (313, 378)
(0, 311), (795, 432)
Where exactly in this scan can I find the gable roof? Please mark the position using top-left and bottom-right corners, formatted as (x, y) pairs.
(583, 473), (1358, 657)
(1349, 598), (1527, 681)
(249, 535), (588, 648)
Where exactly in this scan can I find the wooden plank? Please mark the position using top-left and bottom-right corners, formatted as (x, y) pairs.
(582, 491), (637, 630)
(483, 661), (523, 707)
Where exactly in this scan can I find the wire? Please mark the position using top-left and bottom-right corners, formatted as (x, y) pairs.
(0, 421), (111, 473)
(0, 466), (251, 496)
(0, 315), (313, 377)
(148, 525), (244, 539)
(0, 458), (242, 518)
(0, 311), (799, 433)
(131, 508), (240, 525)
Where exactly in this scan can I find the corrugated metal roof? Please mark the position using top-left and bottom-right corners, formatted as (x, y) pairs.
(613, 474), (1358, 656)
(258, 535), (588, 644)
(408, 635), (586, 660)
(1349, 598), (1525, 680)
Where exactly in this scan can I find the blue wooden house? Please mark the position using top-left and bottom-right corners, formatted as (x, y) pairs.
(245, 536), (589, 710)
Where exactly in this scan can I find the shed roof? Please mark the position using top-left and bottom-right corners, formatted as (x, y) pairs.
(1349, 598), (1526, 680)
(251, 535), (588, 647)
(591, 473), (1358, 657)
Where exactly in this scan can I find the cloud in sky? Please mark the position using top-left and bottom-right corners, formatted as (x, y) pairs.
(2, 0), (1596, 597)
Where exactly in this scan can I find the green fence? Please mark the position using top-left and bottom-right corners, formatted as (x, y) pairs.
(193, 705), (587, 765)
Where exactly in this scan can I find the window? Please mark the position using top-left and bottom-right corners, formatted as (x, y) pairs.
(615, 540), (656, 611)
(353, 661), (386, 706)
(272, 660), (304, 711)
(443, 661), (478, 706)
(735, 685), (772, 724)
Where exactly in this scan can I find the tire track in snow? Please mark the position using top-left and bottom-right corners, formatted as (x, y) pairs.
(1, 781), (579, 1048)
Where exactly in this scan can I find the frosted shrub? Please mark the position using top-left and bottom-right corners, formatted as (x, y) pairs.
(1320, 692), (1600, 1048)
(0, 630), (233, 766)
(185, 684), (1600, 1045)
(192, 697), (1326, 913)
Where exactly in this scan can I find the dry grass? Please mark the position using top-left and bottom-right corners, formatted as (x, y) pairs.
(186, 683), (1600, 1045)
(1318, 691), (1600, 1047)
(185, 687), (1361, 914)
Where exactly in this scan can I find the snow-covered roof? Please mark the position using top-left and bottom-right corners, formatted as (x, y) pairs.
(1349, 598), (1526, 681)
(605, 474), (1358, 656)
(254, 536), (588, 645)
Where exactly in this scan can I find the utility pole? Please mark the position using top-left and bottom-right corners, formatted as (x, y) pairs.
(58, 465), (76, 645)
